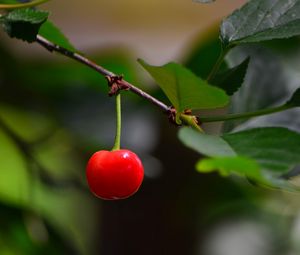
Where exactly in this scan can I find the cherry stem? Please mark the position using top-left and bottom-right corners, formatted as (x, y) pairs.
(112, 93), (121, 151)
(0, 0), (49, 9)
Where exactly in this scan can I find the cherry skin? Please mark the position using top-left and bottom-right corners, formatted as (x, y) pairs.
(86, 149), (144, 200)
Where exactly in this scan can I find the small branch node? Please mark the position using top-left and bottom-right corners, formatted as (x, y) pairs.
(106, 75), (129, 96)
(167, 106), (180, 126)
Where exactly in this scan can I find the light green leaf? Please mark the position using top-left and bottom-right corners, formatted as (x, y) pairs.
(178, 126), (300, 190)
(221, 0), (300, 47)
(1, 8), (49, 42)
(223, 127), (300, 174)
(178, 127), (236, 157)
(0, 128), (30, 206)
(0, 127), (97, 255)
(0, 104), (55, 142)
(197, 156), (298, 190)
(139, 59), (229, 112)
(39, 20), (76, 52)
(197, 156), (262, 180)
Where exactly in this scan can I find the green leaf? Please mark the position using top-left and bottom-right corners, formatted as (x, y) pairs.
(0, 104), (55, 143)
(211, 57), (250, 95)
(196, 156), (298, 190)
(0, 128), (30, 206)
(223, 46), (292, 132)
(178, 127), (236, 157)
(223, 127), (300, 174)
(286, 88), (300, 107)
(221, 0), (300, 47)
(0, 0), (18, 3)
(184, 31), (227, 79)
(1, 8), (49, 42)
(0, 126), (98, 255)
(178, 126), (300, 190)
(139, 59), (229, 112)
(39, 20), (76, 52)
(196, 156), (263, 180)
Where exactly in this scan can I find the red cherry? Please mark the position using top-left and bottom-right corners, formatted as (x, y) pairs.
(86, 149), (144, 200)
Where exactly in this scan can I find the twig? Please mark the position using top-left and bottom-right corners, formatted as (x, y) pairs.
(36, 35), (172, 115)
(34, 36), (295, 127)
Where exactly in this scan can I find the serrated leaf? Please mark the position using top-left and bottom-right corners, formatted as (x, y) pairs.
(223, 46), (292, 132)
(39, 20), (76, 52)
(223, 127), (300, 174)
(178, 126), (300, 190)
(1, 8), (49, 42)
(211, 57), (250, 95)
(178, 127), (236, 157)
(139, 59), (229, 112)
(221, 0), (300, 47)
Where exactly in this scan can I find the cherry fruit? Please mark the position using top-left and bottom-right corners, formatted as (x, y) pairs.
(86, 149), (144, 200)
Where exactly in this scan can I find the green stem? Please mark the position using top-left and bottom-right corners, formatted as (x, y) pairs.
(207, 47), (230, 82)
(112, 93), (121, 151)
(200, 105), (290, 123)
(0, 0), (49, 9)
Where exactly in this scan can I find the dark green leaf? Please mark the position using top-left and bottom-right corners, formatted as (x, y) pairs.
(178, 126), (300, 190)
(211, 57), (250, 95)
(286, 88), (300, 107)
(184, 32), (227, 79)
(139, 59), (229, 112)
(221, 0), (300, 47)
(178, 127), (236, 157)
(223, 46), (291, 132)
(223, 127), (300, 174)
(39, 20), (76, 52)
(1, 8), (49, 42)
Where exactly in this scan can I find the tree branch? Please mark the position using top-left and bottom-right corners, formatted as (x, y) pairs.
(36, 35), (172, 115)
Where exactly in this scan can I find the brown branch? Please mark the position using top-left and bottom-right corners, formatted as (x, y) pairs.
(36, 35), (172, 115)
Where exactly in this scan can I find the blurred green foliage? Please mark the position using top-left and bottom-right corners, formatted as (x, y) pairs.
(1, 1), (300, 254)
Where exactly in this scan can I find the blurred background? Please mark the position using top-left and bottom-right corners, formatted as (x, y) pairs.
(2, 0), (300, 255)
